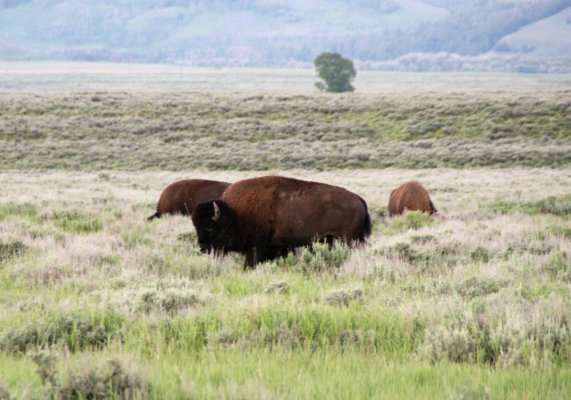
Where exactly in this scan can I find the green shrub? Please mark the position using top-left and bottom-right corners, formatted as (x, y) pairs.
(57, 358), (151, 400)
(324, 288), (364, 307)
(385, 211), (435, 234)
(491, 195), (571, 216)
(138, 289), (203, 314)
(534, 194), (571, 216)
(470, 246), (490, 263)
(264, 281), (289, 294)
(0, 240), (27, 262)
(207, 328), (238, 348)
(548, 226), (571, 239)
(370, 206), (389, 219)
(456, 277), (507, 299)
(410, 234), (436, 244)
(490, 200), (519, 214)
(419, 294), (571, 366)
(31, 350), (58, 387)
(378, 242), (425, 264)
(0, 384), (10, 400)
(176, 231), (197, 242)
(298, 242), (350, 274)
(545, 251), (571, 282)
(0, 313), (122, 354)
(45, 211), (102, 234)
(0, 202), (38, 222)
(405, 211), (435, 229)
(449, 385), (490, 400)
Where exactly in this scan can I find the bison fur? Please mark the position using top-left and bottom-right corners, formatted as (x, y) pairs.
(148, 179), (230, 221)
(388, 180), (437, 216)
(191, 176), (371, 268)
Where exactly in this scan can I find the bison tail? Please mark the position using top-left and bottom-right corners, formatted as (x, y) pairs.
(358, 199), (372, 242)
(147, 211), (161, 221)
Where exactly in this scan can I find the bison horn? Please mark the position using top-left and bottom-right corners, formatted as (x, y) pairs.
(212, 201), (221, 221)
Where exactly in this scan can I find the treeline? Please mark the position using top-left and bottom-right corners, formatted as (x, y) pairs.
(330, 0), (571, 59)
(1, 0), (570, 71)
(360, 53), (571, 73)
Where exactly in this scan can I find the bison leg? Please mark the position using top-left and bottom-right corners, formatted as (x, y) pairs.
(244, 248), (258, 270)
(244, 246), (273, 270)
(323, 235), (337, 246)
(264, 246), (291, 261)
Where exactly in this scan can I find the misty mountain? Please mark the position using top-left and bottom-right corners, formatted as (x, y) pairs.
(0, 0), (570, 71)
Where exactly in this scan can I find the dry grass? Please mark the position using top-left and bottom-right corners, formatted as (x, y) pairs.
(1, 63), (570, 93)
(0, 161), (570, 396)
(0, 91), (569, 171)
(0, 72), (567, 394)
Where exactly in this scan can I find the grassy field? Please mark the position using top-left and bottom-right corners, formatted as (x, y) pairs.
(1, 63), (571, 93)
(1, 91), (570, 171)
(0, 169), (570, 399)
(0, 70), (570, 398)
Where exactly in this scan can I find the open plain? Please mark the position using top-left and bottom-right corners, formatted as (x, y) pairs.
(0, 67), (570, 399)
(1, 168), (570, 399)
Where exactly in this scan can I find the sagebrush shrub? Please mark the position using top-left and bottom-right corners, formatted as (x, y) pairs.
(456, 277), (507, 300)
(44, 210), (102, 234)
(138, 289), (202, 314)
(324, 288), (364, 307)
(57, 357), (151, 400)
(0, 383), (10, 400)
(0, 313), (121, 353)
(0, 240), (26, 262)
(491, 194), (571, 216)
(31, 350), (58, 387)
(0, 202), (38, 221)
(207, 328), (238, 348)
(264, 281), (289, 294)
(449, 385), (490, 400)
(299, 242), (350, 274)
(419, 292), (571, 366)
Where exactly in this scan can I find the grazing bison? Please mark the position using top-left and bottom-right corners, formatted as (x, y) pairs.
(191, 176), (371, 268)
(148, 179), (230, 221)
(388, 180), (437, 216)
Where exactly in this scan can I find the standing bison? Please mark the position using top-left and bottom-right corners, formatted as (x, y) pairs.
(388, 180), (437, 216)
(191, 176), (371, 268)
(148, 179), (230, 221)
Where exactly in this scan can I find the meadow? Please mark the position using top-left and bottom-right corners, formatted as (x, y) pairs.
(0, 68), (570, 398)
(0, 91), (570, 171)
(0, 168), (570, 399)
(1, 63), (570, 93)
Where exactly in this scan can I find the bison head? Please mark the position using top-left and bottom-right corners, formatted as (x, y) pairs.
(191, 201), (238, 253)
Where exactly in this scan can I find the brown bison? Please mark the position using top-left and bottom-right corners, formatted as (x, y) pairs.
(388, 180), (437, 216)
(191, 176), (371, 268)
(148, 179), (230, 221)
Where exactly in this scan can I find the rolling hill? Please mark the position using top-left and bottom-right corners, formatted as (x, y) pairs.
(494, 7), (571, 57)
(0, 0), (570, 71)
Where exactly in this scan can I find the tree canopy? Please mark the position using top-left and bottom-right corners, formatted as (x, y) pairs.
(314, 52), (357, 93)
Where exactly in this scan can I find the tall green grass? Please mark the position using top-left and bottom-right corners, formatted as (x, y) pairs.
(0, 169), (570, 398)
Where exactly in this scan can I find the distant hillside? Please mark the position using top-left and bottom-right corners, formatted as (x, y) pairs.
(494, 7), (571, 57)
(0, 0), (570, 71)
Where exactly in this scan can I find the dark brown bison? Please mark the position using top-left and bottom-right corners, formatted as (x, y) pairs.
(388, 180), (437, 216)
(148, 179), (230, 221)
(191, 176), (371, 268)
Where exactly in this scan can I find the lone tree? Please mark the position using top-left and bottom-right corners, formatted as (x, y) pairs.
(314, 52), (356, 93)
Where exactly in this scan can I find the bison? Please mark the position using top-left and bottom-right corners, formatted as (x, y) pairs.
(388, 180), (437, 216)
(191, 176), (371, 268)
(148, 179), (230, 221)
